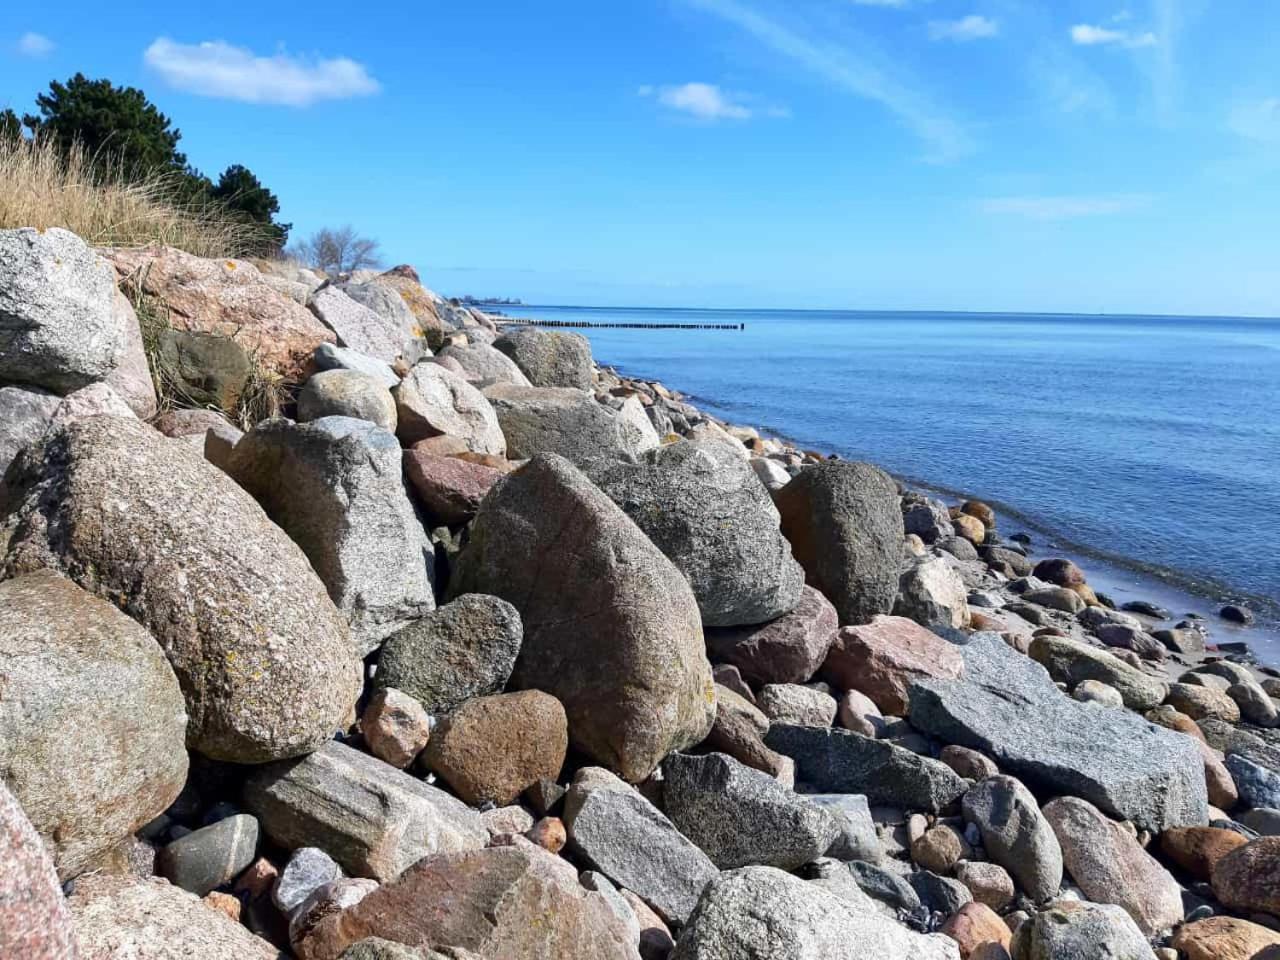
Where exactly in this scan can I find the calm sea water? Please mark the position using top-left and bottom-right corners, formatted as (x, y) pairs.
(500, 305), (1280, 658)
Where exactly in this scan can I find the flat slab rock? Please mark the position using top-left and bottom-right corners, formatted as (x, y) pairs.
(908, 634), (1208, 832)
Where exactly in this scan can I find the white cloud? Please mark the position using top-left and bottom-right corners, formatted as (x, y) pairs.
(1070, 24), (1157, 48)
(641, 82), (754, 120)
(17, 32), (54, 57)
(143, 37), (379, 106)
(928, 16), (999, 42)
(1228, 99), (1280, 145)
(981, 194), (1152, 220)
(687, 0), (974, 162)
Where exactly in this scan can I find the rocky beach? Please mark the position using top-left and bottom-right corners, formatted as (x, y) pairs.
(4, 226), (1280, 960)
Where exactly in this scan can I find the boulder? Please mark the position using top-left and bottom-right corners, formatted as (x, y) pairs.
(157, 814), (259, 896)
(1028, 636), (1168, 711)
(1171, 917), (1280, 960)
(1168, 682), (1242, 723)
(757, 683), (838, 727)
(298, 370), (397, 431)
(1211, 836), (1280, 917)
(1032, 558), (1086, 588)
(805, 794), (880, 861)
(616, 396), (662, 456)
(909, 634), (1208, 832)
(702, 686), (793, 782)
(0, 227), (125, 392)
(449, 455), (715, 782)
(291, 878), (380, 956)
(105, 287), (158, 417)
(951, 514), (985, 545)
(962, 776), (1062, 904)
(393, 362), (505, 454)
(314, 341), (400, 388)
(155, 327), (251, 410)
(0, 385), (61, 478)
(1022, 587), (1085, 614)
(953, 861), (1015, 911)
(1094, 623), (1166, 662)
(423, 691), (569, 806)
(912, 825), (970, 873)
(244, 740), (488, 882)
(1009, 900), (1154, 960)
(773, 462), (903, 626)
(369, 268), (445, 340)
(895, 557), (970, 630)
(374, 594), (522, 716)
(486, 384), (648, 465)
(361, 688), (432, 769)
(402, 450), (503, 524)
(1159, 826), (1247, 880)
(309, 285), (414, 365)
(493, 327), (594, 389)
(940, 902), (1009, 959)
(563, 766), (718, 926)
(440, 342), (533, 385)
(583, 440), (805, 627)
(705, 585), (837, 684)
(672, 866), (961, 960)
(822, 616), (965, 715)
(228, 417), (435, 652)
(662, 752), (839, 870)
(0, 570), (188, 879)
(106, 245), (335, 382)
(1227, 682), (1280, 728)
(765, 724), (968, 813)
(1225, 753), (1280, 809)
(292, 844), (639, 960)
(339, 279), (425, 344)
(902, 494), (954, 544)
(0, 780), (77, 959)
(1042, 796), (1183, 935)
(0, 416), (358, 763)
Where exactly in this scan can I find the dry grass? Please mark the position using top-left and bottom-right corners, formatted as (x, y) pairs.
(0, 135), (272, 258)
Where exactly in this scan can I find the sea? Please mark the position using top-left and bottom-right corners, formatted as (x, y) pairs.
(497, 304), (1280, 667)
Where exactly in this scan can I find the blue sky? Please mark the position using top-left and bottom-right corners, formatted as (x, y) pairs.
(2, 1), (1277, 315)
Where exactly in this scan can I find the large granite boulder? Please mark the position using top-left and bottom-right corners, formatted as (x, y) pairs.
(0, 781), (77, 959)
(962, 776), (1062, 904)
(392, 363), (506, 454)
(821, 616), (964, 715)
(1028, 635), (1168, 711)
(439, 342), (532, 386)
(705, 585), (838, 685)
(374, 594), (522, 716)
(228, 417), (435, 652)
(69, 873), (278, 959)
(909, 634), (1208, 832)
(0, 384), (61, 478)
(583, 440), (805, 627)
(1172, 917), (1280, 960)
(293, 844), (640, 960)
(0, 571), (188, 880)
(765, 725), (967, 813)
(672, 866), (961, 960)
(563, 767), (719, 926)
(0, 416), (359, 763)
(365, 268), (445, 339)
(1211, 836), (1280, 917)
(314, 342), (399, 388)
(772, 462), (903, 626)
(494, 327), (594, 389)
(104, 287), (158, 418)
(245, 740), (487, 882)
(339, 279), (425, 343)
(309, 284), (415, 365)
(894, 556), (969, 630)
(485, 384), (652, 466)
(402, 450), (503, 525)
(106, 245), (335, 382)
(662, 752), (839, 870)
(298, 369), (397, 431)
(0, 227), (125, 392)
(1010, 900), (1155, 960)
(449, 455), (715, 782)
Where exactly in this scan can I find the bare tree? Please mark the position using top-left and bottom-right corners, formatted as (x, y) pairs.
(289, 225), (381, 275)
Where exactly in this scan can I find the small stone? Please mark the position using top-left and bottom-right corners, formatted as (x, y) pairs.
(954, 861), (1015, 911)
(526, 817), (567, 854)
(1072, 679), (1124, 707)
(620, 888), (676, 960)
(757, 683), (838, 727)
(203, 891), (241, 922)
(1159, 826), (1248, 881)
(274, 847), (344, 914)
(1167, 683), (1242, 723)
(157, 814), (259, 897)
(940, 746), (999, 781)
(525, 779), (567, 817)
(233, 857), (278, 900)
(1221, 604), (1255, 625)
(837, 689), (886, 738)
(361, 688), (431, 769)
(940, 902), (1010, 959)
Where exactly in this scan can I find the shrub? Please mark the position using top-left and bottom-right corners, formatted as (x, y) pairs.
(289, 225), (381, 275)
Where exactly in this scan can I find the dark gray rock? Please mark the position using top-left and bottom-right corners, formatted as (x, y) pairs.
(847, 860), (922, 912)
(157, 814), (259, 896)
(908, 870), (971, 916)
(662, 752), (839, 870)
(0, 385), (60, 478)
(583, 440), (805, 627)
(227, 416), (436, 653)
(962, 775), (1063, 904)
(901, 494), (953, 545)
(938, 537), (979, 562)
(156, 328), (251, 410)
(493, 327), (594, 389)
(910, 634), (1208, 832)
(1225, 754), (1280, 810)
(772, 462), (903, 626)
(1239, 807), (1280, 836)
(806, 794), (881, 861)
(375, 593), (522, 716)
(765, 725), (967, 813)
(1009, 900), (1155, 960)
(274, 846), (343, 913)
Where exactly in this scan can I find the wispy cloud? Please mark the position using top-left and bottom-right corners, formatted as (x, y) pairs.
(1070, 24), (1157, 48)
(17, 32), (54, 58)
(686, 0), (974, 162)
(639, 82), (762, 121)
(981, 194), (1152, 220)
(1228, 99), (1280, 145)
(143, 38), (379, 106)
(929, 16), (1000, 42)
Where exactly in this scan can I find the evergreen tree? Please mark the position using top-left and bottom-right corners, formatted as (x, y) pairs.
(212, 164), (291, 248)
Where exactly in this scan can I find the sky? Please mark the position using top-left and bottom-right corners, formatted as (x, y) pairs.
(1, 2), (1277, 315)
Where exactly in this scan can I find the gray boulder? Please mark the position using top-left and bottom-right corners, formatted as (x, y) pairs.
(1028, 635), (1168, 711)
(157, 814), (258, 896)
(314, 342), (399, 389)
(894, 556), (970, 630)
(0, 416), (360, 763)
(228, 417), (435, 652)
(449, 454), (715, 782)
(486, 384), (650, 466)
(339, 279), (423, 344)
(909, 634), (1208, 832)
(0, 571), (188, 880)
(765, 724), (967, 813)
(616, 395), (662, 456)
(0, 384), (60, 478)
(672, 866), (961, 960)
(1010, 900), (1156, 960)
(0, 227), (124, 392)
(393, 362), (506, 455)
(375, 594), (523, 716)
(805, 794), (881, 861)
(494, 327), (594, 388)
(1225, 753), (1280, 810)
(962, 775), (1062, 904)
(563, 766), (719, 926)
(773, 461), (903, 626)
(901, 494), (954, 544)
(440, 341), (532, 385)
(584, 440), (805, 627)
(309, 284), (413, 364)
(662, 752), (839, 870)
(244, 740), (487, 882)
(298, 369), (397, 431)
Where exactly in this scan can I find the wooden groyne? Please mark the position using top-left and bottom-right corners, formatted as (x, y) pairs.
(493, 318), (744, 331)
